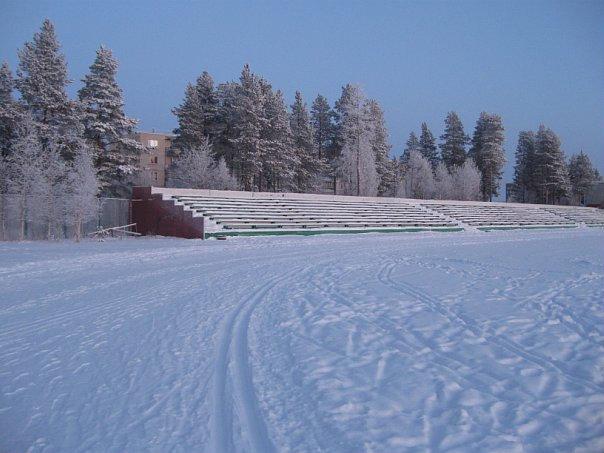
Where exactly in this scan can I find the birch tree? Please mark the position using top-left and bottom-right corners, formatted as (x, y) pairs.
(452, 158), (482, 201)
(5, 115), (44, 240)
(433, 162), (454, 199)
(168, 137), (238, 190)
(64, 146), (100, 241)
(397, 150), (434, 199)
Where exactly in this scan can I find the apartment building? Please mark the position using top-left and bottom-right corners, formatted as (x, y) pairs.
(135, 131), (179, 187)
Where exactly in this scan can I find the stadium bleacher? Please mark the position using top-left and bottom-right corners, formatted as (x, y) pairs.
(131, 187), (603, 239)
(173, 194), (459, 236)
(541, 206), (604, 226)
(421, 201), (576, 229)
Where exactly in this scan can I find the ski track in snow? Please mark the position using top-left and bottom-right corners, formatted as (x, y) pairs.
(1, 229), (604, 452)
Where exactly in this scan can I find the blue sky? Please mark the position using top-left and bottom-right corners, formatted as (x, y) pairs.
(2, 0), (603, 185)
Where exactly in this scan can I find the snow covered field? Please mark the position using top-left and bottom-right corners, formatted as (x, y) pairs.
(1, 229), (604, 452)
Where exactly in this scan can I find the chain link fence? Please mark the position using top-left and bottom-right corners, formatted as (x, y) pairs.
(0, 197), (131, 241)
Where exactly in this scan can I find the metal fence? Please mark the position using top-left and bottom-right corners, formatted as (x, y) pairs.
(0, 197), (131, 241)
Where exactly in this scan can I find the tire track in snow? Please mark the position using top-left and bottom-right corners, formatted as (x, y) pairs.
(379, 261), (603, 393)
(210, 267), (300, 453)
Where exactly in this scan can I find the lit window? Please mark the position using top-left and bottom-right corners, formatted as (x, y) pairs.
(148, 139), (158, 148)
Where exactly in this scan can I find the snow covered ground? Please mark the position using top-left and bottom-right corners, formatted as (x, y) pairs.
(1, 229), (604, 453)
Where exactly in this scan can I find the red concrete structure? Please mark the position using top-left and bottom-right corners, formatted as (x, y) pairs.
(131, 187), (204, 239)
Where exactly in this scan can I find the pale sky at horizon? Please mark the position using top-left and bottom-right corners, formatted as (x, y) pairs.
(2, 0), (603, 190)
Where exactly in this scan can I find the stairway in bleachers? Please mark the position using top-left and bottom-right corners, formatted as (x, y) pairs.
(132, 187), (603, 239)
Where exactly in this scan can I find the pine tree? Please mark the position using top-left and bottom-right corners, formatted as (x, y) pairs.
(215, 81), (240, 170)
(16, 19), (81, 159)
(402, 131), (421, 164)
(468, 112), (506, 201)
(439, 111), (468, 169)
(365, 99), (393, 195)
(512, 131), (537, 202)
(534, 125), (569, 204)
(568, 151), (595, 205)
(419, 122), (439, 169)
(290, 91), (325, 192)
(334, 85), (378, 196)
(228, 65), (267, 190)
(262, 88), (298, 191)
(0, 62), (22, 157)
(332, 84), (359, 194)
(78, 45), (143, 196)
(310, 94), (335, 162)
(173, 71), (221, 151)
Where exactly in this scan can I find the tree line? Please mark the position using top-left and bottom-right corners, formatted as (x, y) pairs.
(171, 63), (601, 205)
(1, 20), (601, 240)
(168, 67), (509, 202)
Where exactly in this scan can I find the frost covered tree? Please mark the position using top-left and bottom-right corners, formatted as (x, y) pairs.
(468, 112), (506, 201)
(512, 131), (537, 202)
(64, 146), (99, 241)
(310, 94), (335, 162)
(172, 71), (222, 151)
(262, 87), (298, 191)
(568, 151), (597, 205)
(228, 65), (267, 190)
(335, 85), (378, 196)
(0, 63), (20, 239)
(365, 99), (393, 195)
(534, 125), (569, 204)
(78, 46), (143, 196)
(433, 162), (454, 200)
(439, 112), (468, 169)
(401, 131), (421, 164)
(419, 122), (439, 169)
(0, 153), (7, 240)
(33, 142), (67, 240)
(168, 137), (238, 190)
(290, 91), (325, 192)
(0, 62), (22, 157)
(16, 19), (82, 159)
(397, 150), (434, 199)
(4, 115), (45, 240)
(452, 158), (482, 201)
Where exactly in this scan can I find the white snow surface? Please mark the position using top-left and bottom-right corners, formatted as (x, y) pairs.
(1, 229), (604, 452)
